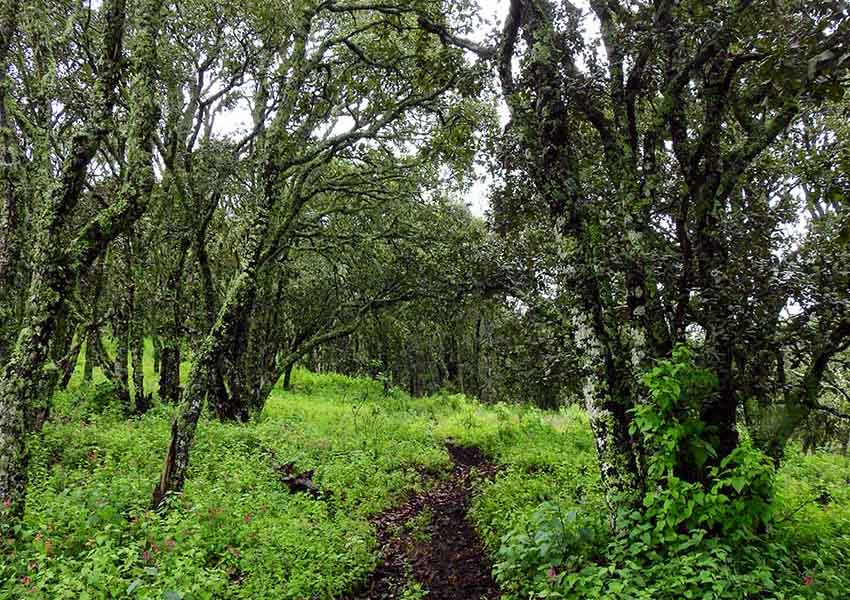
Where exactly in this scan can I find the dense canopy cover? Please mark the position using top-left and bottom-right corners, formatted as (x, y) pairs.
(0, 0), (848, 597)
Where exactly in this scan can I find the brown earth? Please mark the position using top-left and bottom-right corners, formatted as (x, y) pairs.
(342, 443), (501, 600)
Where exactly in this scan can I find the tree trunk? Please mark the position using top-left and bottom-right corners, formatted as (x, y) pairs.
(158, 344), (181, 403)
(153, 201), (271, 509)
(152, 335), (161, 373)
(283, 361), (295, 390)
(195, 218), (237, 422)
(0, 0), (20, 366)
(207, 361), (234, 420)
(569, 284), (643, 524)
(112, 299), (131, 413)
(30, 307), (77, 431)
(93, 332), (115, 380)
(83, 326), (97, 382)
(158, 262), (185, 405)
(131, 323), (148, 413)
(59, 326), (85, 389)
(479, 312), (494, 403)
(82, 257), (106, 383)
(1, 0), (132, 525)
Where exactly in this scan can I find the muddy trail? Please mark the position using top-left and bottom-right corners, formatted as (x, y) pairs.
(343, 443), (501, 600)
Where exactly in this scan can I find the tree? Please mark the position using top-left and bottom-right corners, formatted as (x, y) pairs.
(0, 0), (164, 532)
(151, 0), (487, 507)
(422, 0), (850, 518)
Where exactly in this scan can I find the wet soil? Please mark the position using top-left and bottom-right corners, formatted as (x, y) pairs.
(343, 443), (501, 600)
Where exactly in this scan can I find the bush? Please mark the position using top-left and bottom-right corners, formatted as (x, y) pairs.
(483, 347), (850, 599)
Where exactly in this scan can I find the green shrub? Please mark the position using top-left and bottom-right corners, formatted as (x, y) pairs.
(481, 347), (850, 599)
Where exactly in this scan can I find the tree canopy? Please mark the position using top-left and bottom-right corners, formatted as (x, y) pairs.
(0, 2), (849, 595)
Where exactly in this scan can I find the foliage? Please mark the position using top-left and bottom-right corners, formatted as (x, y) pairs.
(480, 350), (850, 600)
(1, 0), (849, 596)
(478, 0), (850, 514)
(633, 346), (720, 480)
(2, 350), (848, 598)
(483, 448), (850, 600)
(2, 368), (450, 598)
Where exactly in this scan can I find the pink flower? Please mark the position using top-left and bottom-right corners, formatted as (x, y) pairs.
(2, 498), (11, 509)
(20, 576), (31, 585)
(547, 567), (558, 580)
(803, 576), (814, 586)
(142, 550), (152, 563)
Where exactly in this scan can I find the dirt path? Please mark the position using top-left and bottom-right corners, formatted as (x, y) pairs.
(344, 443), (501, 600)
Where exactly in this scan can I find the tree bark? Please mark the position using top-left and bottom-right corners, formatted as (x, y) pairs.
(153, 200), (272, 508)
(0, 0), (20, 364)
(112, 285), (132, 412)
(158, 345), (181, 403)
(283, 362), (295, 390)
(195, 203), (233, 419)
(83, 257), (106, 382)
(83, 326), (97, 382)
(59, 326), (85, 389)
(131, 317), (147, 413)
(152, 335), (161, 373)
(0, 0), (160, 528)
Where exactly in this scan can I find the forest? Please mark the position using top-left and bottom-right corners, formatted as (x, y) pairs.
(0, 0), (849, 598)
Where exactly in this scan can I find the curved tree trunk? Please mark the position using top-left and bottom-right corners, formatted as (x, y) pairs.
(153, 202), (272, 508)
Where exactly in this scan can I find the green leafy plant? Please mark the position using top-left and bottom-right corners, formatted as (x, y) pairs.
(628, 346), (775, 540)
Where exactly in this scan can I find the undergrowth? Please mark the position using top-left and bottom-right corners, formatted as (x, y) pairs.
(1, 351), (848, 599)
(470, 349), (850, 600)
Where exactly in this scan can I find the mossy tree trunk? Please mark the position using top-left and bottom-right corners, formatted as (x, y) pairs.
(112, 274), (132, 412)
(153, 201), (272, 507)
(83, 257), (105, 382)
(131, 314), (147, 413)
(0, 0), (162, 531)
(157, 248), (187, 404)
(0, 0), (19, 365)
(282, 362), (295, 390)
(158, 345), (181, 403)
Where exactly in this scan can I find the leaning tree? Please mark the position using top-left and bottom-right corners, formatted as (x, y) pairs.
(0, 0), (164, 530)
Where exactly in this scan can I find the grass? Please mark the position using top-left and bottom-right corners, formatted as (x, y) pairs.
(2, 351), (849, 599)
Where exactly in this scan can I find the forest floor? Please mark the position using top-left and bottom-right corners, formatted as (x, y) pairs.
(3, 359), (850, 599)
(345, 443), (500, 600)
